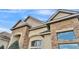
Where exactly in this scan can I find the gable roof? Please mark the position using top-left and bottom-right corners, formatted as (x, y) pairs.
(48, 9), (79, 21)
(47, 13), (79, 24)
(24, 16), (44, 24)
(11, 16), (45, 30)
(24, 16), (45, 28)
(0, 32), (11, 41)
(12, 20), (22, 29)
(11, 19), (31, 30)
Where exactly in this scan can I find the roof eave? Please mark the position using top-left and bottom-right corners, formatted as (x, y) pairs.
(47, 14), (79, 24)
(48, 9), (79, 21)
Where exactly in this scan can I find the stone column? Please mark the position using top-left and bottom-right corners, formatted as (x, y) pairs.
(22, 27), (30, 49)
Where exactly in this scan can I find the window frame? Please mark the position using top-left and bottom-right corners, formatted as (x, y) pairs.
(56, 30), (76, 41)
(31, 40), (42, 48)
(58, 43), (79, 49)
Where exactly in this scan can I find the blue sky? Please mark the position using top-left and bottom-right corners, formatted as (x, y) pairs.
(0, 9), (57, 33)
(0, 9), (79, 33)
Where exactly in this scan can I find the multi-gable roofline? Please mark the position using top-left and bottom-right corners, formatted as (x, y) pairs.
(11, 9), (79, 31)
(11, 16), (45, 30)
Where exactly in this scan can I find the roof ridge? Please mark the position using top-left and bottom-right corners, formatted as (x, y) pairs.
(59, 9), (79, 13)
(24, 16), (45, 24)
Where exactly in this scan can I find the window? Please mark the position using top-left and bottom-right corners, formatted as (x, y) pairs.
(31, 40), (41, 48)
(57, 31), (76, 40)
(0, 45), (4, 49)
(59, 44), (79, 49)
(9, 41), (19, 49)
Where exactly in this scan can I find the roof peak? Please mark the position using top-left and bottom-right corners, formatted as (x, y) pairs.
(24, 16), (45, 24)
(58, 9), (79, 14)
(48, 9), (79, 21)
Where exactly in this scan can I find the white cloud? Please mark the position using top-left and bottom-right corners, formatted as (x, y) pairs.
(0, 27), (11, 33)
(0, 9), (26, 13)
(35, 10), (55, 15)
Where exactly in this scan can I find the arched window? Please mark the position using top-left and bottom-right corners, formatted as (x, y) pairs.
(9, 34), (21, 49)
(31, 40), (42, 48)
(0, 45), (4, 49)
(9, 40), (19, 49)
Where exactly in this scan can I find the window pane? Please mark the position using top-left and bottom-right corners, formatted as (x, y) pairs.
(57, 31), (76, 40)
(31, 40), (41, 47)
(31, 41), (35, 46)
(0, 45), (4, 49)
(59, 44), (79, 49)
(36, 40), (41, 46)
(9, 41), (19, 49)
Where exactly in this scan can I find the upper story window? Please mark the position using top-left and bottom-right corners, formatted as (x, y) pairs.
(31, 40), (42, 48)
(59, 44), (79, 49)
(57, 31), (76, 40)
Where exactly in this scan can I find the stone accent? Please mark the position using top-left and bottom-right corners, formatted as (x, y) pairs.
(8, 26), (29, 49)
(50, 17), (79, 48)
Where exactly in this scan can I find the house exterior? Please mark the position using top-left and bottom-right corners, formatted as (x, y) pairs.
(8, 9), (79, 49)
(0, 32), (10, 49)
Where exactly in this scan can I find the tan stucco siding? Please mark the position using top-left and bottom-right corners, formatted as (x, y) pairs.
(53, 12), (71, 20)
(43, 34), (52, 49)
(26, 17), (43, 27)
(29, 27), (48, 37)
(28, 34), (52, 49)
(11, 26), (28, 34)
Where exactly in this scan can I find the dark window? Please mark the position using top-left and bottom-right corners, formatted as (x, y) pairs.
(9, 41), (19, 49)
(57, 31), (76, 40)
(0, 45), (4, 49)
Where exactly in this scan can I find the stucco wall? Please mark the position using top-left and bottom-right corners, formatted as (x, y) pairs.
(26, 17), (43, 27)
(28, 35), (44, 49)
(43, 34), (52, 49)
(28, 34), (52, 49)
(29, 27), (47, 37)
(53, 12), (71, 20)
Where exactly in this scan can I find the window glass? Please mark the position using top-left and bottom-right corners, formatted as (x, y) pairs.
(31, 40), (41, 47)
(9, 41), (19, 49)
(59, 44), (79, 49)
(0, 45), (4, 49)
(57, 31), (76, 40)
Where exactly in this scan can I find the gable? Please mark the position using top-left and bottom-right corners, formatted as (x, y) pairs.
(12, 20), (22, 29)
(24, 16), (44, 27)
(11, 16), (44, 30)
(14, 21), (24, 28)
(11, 20), (30, 30)
(48, 9), (78, 21)
(53, 12), (71, 19)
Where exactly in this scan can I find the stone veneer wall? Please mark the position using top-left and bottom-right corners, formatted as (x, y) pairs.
(50, 17), (79, 48)
(8, 26), (29, 49)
